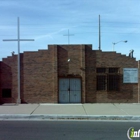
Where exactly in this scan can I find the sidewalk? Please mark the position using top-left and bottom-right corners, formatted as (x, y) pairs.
(0, 103), (140, 120)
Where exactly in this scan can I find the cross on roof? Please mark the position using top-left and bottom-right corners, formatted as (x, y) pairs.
(63, 29), (74, 44)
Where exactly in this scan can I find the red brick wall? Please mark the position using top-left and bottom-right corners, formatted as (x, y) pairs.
(85, 46), (96, 102)
(23, 46), (58, 103)
(0, 62), (1, 103)
(93, 50), (138, 103)
(0, 46), (58, 104)
(57, 45), (86, 103)
(0, 55), (17, 103)
(0, 45), (139, 103)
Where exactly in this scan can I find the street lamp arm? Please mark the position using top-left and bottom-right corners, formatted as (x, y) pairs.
(113, 40), (127, 45)
(112, 40), (127, 51)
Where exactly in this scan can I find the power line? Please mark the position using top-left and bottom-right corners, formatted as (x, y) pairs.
(1, 20), (140, 26)
(0, 31), (140, 37)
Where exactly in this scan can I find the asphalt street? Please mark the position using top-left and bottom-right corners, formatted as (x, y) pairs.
(0, 121), (140, 140)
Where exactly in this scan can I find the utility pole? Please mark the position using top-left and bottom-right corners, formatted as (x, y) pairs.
(99, 15), (101, 50)
(3, 17), (34, 104)
(63, 29), (74, 44)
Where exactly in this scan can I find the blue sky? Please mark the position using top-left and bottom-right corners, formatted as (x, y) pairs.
(0, 0), (140, 60)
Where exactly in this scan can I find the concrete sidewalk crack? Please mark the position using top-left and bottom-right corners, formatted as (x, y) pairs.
(82, 104), (87, 115)
(113, 104), (129, 115)
(30, 104), (40, 115)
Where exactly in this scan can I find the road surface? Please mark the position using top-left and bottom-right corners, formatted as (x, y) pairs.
(0, 120), (139, 140)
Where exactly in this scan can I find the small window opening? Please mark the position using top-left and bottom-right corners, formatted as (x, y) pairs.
(2, 89), (11, 98)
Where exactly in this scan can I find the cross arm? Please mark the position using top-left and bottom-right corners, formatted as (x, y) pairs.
(3, 39), (34, 41)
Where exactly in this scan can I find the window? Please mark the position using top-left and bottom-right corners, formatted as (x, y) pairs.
(109, 68), (119, 73)
(2, 89), (11, 98)
(107, 75), (119, 91)
(97, 68), (106, 73)
(97, 75), (106, 90)
(96, 68), (120, 91)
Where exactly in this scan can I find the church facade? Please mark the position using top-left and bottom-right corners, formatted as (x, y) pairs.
(0, 44), (139, 103)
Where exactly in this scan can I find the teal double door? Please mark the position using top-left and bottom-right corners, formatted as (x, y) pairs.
(59, 78), (81, 103)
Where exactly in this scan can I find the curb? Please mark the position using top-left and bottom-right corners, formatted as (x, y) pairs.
(0, 114), (140, 120)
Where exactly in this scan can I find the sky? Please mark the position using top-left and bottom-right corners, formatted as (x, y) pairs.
(0, 0), (140, 60)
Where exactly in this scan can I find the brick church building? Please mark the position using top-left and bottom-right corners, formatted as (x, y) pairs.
(0, 44), (139, 104)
